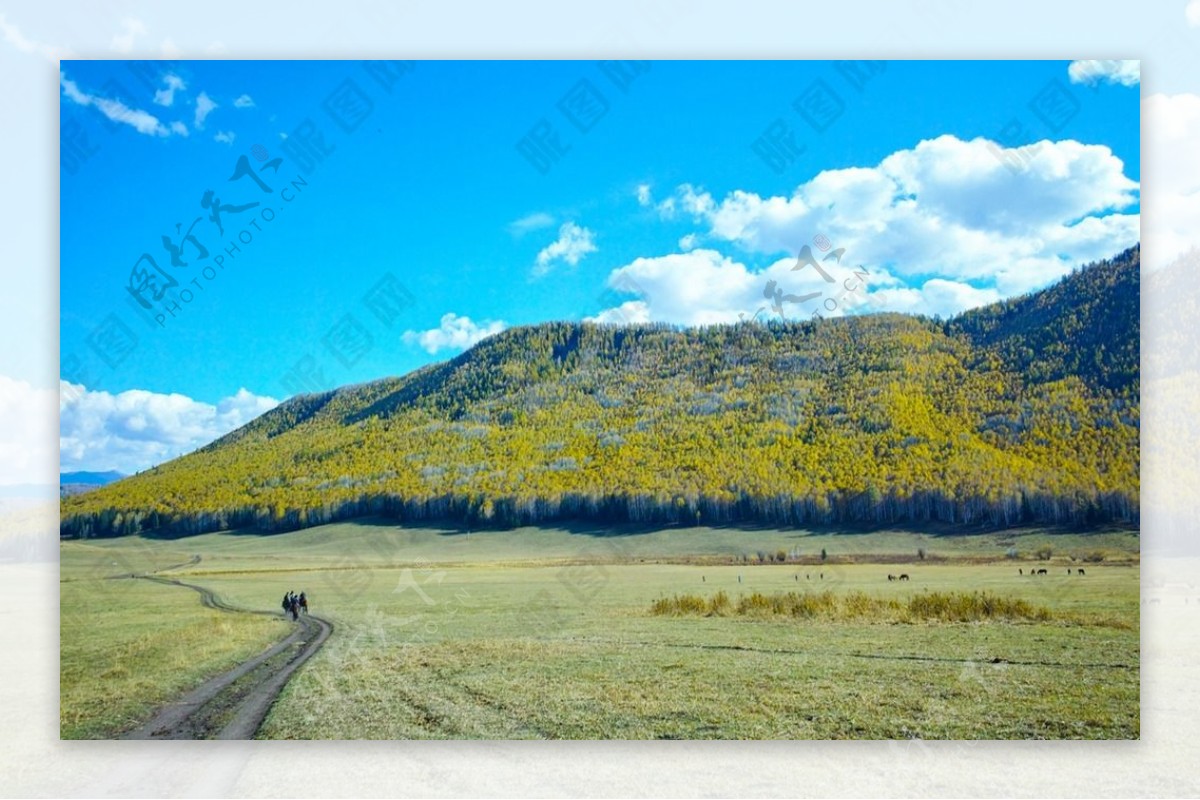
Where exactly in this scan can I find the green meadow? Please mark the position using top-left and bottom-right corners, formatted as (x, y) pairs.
(60, 521), (1139, 739)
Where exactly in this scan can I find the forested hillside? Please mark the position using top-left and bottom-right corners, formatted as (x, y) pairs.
(60, 247), (1140, 538)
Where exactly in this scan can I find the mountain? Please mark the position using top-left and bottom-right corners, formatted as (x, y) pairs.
(60, 247), (1140, 539)
(61, 471), (125, 486)
(59, 471), (126, 498)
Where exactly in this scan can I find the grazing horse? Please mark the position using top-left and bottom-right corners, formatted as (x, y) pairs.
(1077, 568), (1085, 576)
(898, 574), (910, 581)
(1037, 568), (1047, 575)
(1019, 568), (1023, 575)
(888, 574), (896, 582)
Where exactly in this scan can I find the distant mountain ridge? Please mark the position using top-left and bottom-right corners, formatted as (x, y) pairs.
(61, 471), (125, 486)
(61, 247), (1140, 539)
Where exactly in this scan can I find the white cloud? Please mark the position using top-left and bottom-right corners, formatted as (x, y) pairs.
(533, 222), (598, 277)
(1189, 0), (1200, 25)
(58, 383), (279, 476)
(867, 279), (1002, 318)
(214, 130), (236, 145)
(194, 91), (217, 129)
(0, 375), (56, 485)
(586, 300), (652, 325)
(110, 17), (147, 54)
(507, 212), (556, 236)
(590, 249), (1024, 327)
(1068, 60), (1140, 87)
(0, 12), (70, 61)
(233, 94), (255, 108)
(153, 72), (186, 107)
(60, 71), (180, 138)
(636, 184), (653, 206)
(402, 313), (508, 355)
(1143, 92), (1200, 270)
(678, 233), (699, 251)
(170, 121), (188, 136)
(671, 134), (1138, 295)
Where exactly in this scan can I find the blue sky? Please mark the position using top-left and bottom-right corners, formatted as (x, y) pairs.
(59, 59), (1140, 473)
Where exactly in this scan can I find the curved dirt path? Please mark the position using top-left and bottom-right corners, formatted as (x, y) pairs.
(120, 571), (332, 740)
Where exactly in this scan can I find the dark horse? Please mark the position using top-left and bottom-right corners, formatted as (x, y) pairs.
(898, 574), (910, 581)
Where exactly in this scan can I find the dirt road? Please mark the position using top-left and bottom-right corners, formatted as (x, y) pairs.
(120, 572), (332, 740)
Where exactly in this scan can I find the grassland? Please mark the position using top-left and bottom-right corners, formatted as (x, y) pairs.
(60, 553), (284, 739)
(60, 521), (1140, 739)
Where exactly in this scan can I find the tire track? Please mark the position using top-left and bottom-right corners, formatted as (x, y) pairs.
(119, 571), (332, 740)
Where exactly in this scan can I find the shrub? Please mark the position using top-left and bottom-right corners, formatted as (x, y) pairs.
(775, 549), (788, 563)
(738, 592), (774, 615)
(1035, 546), (1053, 561)
(905, 591), (1050, 623)
(652, 589), (1053, 624)
(709, 590), (732, 615)
(917, 547), (926, 560)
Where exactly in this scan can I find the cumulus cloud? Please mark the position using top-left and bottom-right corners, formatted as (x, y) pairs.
(507, 211), (556, 236)
(586, 300), (652, 325)
(868, 279), (1002, 318)
(60, 71), (181, 138)
(0, 376), (56, 486)
(110, 17), (146, 54)
(1068, 60), (1140, 87)
(533, 222), (597, 277)
(153, 72), (186, 106)
(58, 383), (279, 476)
(1143, 93), (1200, 270)
(636, 184), (653, 206)
(1187, 0), (1200, 25)
(590, 248), (1029, 327)
(0, 12), (70, 61)
(233, 94), (255, 108)
(194, 91), (217, 129)
(214, 130), (236, 145)
(666, 134), (1138, 296)
(402, 313), (508, 355)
